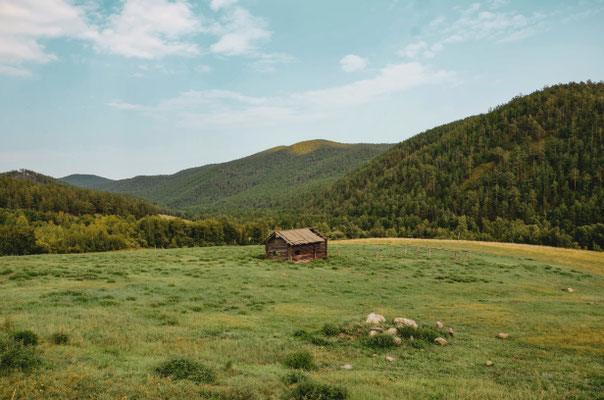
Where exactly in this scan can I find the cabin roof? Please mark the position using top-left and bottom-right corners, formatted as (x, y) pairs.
(268, 228), (326, 245)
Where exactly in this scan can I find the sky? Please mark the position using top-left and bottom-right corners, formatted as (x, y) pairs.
(0, 0), (603, 179)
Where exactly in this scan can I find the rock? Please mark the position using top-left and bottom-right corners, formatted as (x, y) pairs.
(341, 364), (353, 370)
(366, 313), (386, 324)
(410, 335), (414, 341)
(497, 332), (509, 339)
(371, 354), (377, 357)
(385, 356), (395, 362)
(386, 327), (398, 335)
(369, 330), (379, 337)
(394, 337), (402, 345)
(434, 337), (448, 346)
(435, 321), (444, 329)
(369, 326), (383, 332)
(485, 360), (494, 367)
(394, 318), (418, 329)
(448, 328), (455, 337)
(566, 287), (574, 293)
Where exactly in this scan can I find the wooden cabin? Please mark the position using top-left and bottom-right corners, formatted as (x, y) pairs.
(265, 228), (327, 262)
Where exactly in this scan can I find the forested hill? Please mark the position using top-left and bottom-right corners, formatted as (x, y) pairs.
(1, 169), (159, 218)
(61, 140), (392, 214)
(312, 82), (604, 250)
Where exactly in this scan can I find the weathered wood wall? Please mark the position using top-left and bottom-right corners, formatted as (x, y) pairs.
(265, 237), (328, 262)
(266, 237), (289, 260)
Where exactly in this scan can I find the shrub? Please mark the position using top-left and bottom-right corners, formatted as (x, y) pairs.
(283, 351), (315, 370)
(397, 325), (442, 342)
(155, 358), (216, 384)
(0, 335), (41, 375)
(12, 330), (39, 346)
(214, 386), (257, 400)
(321, 323), (340, 337)
(364, 333), (397, 349)
(282, 380), (347, 400)
(50, 332), (69, 345)
(282, 371), (309, 385)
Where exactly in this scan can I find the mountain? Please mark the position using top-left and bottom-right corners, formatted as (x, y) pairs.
(312, 82), (604, 250)
(1, 169), (160, 218)
(61, 140), (392, 214)
(60, 173), (114, 188)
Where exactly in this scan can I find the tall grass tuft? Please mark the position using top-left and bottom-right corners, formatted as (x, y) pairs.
(155, 358), (216, 384)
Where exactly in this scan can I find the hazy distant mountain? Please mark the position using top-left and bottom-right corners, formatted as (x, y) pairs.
(60, 174), (115, 189)
(61, 140), (392, 214)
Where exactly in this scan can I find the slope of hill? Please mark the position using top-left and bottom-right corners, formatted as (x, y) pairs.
(0, 169), (159, 218)
(313, 82), (604, 250)
(62, 140), (392, 214)
(60, 173), (114, 188)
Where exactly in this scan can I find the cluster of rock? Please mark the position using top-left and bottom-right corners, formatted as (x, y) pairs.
(364, 313), (452, 347)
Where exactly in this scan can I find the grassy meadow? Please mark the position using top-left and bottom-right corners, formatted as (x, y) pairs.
(0, 240), (603, 399)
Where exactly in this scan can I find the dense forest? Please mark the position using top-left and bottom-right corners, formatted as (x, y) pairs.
(61, 140), (392, 214)
(0, 171), (283, 255)
(1, 170), (159, 218)
(312, 82), (604, 250)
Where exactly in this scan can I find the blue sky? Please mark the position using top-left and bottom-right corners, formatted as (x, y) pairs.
(1, 0), (603, 179)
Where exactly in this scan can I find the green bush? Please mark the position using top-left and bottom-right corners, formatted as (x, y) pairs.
(51, 332), (69, 345)
(282, 371), (309, 385)
(12, 330), (39, 346)
(397, 325), (442, 342)
(283, 351), (315, 370)
(155, 358), (216, 384)
(363, 333), (397, 348)
(282, 380), (347, 400)
(321, 323), (340, 337)
(0, 335), (41, 375)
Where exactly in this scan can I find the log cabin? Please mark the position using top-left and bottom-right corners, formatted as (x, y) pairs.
(265, 228), (327, 262)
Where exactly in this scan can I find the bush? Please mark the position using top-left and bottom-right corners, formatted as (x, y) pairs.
(364, 333), (397, 349)
(282, 371), (309, 385)
(282, 380), (347, 400)
(12, 330), (39, 346)
(51, 332), (69, 345)
(213, 386), (257, 400)
(155, 358), (216, 384)
(0, 335), (41, 375)
(283, 351), (315, 370)
(397, 325), (442, 342)
(321, 323), (340, 337)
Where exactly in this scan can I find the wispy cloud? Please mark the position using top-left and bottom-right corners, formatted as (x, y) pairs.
(398, 2), (549, 60)
(340, 54), (368, 72)
(108, 61), (456, 128)
(210, 0), (239, 12)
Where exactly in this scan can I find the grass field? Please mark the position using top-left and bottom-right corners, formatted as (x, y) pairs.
(0, 240), (603, 399)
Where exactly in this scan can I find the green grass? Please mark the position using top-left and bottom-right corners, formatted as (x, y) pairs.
(0, 242), (602, 399)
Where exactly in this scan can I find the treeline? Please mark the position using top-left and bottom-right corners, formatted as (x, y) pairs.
(312, 82), (604, 250)
(0, 208), (271, 256)
(0, 171), (159, 218)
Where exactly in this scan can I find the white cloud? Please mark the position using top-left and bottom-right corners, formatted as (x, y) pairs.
(340, 54), (368, 72)
(210, 7), (271, 56)
(0, 0), (280, 77)
(396, 41), (427, 58)
(90, 0), (201, 59)
(108, 61), (455, 128)
(0, 0), (91, 75)
(210, 0), (239, 11)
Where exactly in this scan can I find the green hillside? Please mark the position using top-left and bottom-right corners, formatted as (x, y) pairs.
(62, 140), (392, 214)
(0, 170), (159, 218)
(60, 173), (114, 188)
(312, 82), (604, 250)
